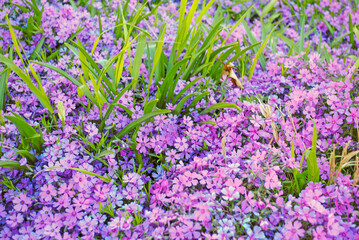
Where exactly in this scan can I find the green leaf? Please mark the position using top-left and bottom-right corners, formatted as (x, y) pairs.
(349, 14), (355, 48)
(131, 33), (146, 90)
(222, 7), (252, 47)
(16, 149), (37, 164)
(298, 13), (306, 53)
(146, 24), (166, 102)
(157, 57), (190, 108)
(35, 167), (111, 182)
(261, 0), (277, 20)
(0, 56), (53, 113)
(171, 76), (202, 105)
(0, 68), (10, 111)
(5, 14), (24, 64)
(99, 83), (133, 132)
(277, 34), (300, 53)
(187, 91), (210, 110)
(30, 36), (45, 60)
(144, 99), (158, 114)
(113, 109), (171, 140)
(5, 112), (43, 152)
(0, 160), (28, 170)
(31, 60), (80, 86)
(173, 93), (196, 115)
(200, 103), (241, 115)
(96, 150), (114, 159)
(199, 120), (217, 126)
(307, 118), (319, 182)
(248, 23), (278, 81)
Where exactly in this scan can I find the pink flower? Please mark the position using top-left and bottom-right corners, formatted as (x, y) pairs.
(325, 113), (343, 132)
(183, 220), (201, 239)
(327, 213), (345, 236)
(13, 193), (32, 212)
(58, 182), (75, 198)
(73, 172), (89, 190)
(313, 226), (327, 240)
(65, 206), (84, 225)
(193, 202), (211, 222)
(264, 171), (282, 190)
(169, 226), (184, 240)
(225, 178), (246, 194)
(6, 213), (24, 228)
(221, 186), (240, 201)
(283, 221), (305, 240)
(136, 136), (149, 154)
(174, 137), (188, 152)
(39, 184), (57, 202)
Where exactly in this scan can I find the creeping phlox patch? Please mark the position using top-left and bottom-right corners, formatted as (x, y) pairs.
(0, 0), (359, 239)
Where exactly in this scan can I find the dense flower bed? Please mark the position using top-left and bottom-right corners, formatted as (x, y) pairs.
(0, 0), (359, 239)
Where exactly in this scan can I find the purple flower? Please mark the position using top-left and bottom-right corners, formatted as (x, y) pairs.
(327, 213), (345, 236)
(312, 226), (327, 240)
(325, 113), (343, 132)
(264, 171), (282, 190)
(283, 221), (305, 240)
(13, 193), (32, 212)
(221, 186), (240, 201)
(169, 226), (184, 240)
(6, 213), (24, 228)
(39, 184), (57, 202)
(174, 137), (188, 152)
(183, 220), (201, 239)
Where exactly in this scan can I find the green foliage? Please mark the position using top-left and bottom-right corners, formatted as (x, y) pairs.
(34, 166), (111, 182)
(200, 102), (241, 115)
(290, 119), (320, 194)
(307, 118), (320, 182)
(5, 112), (44, 153)
(112, 109), (171, 140)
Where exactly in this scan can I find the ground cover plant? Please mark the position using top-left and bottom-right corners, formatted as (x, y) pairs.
(0, 0), (359, 239)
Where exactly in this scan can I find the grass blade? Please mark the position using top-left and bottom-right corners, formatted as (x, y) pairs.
(5, 112), (43, 152)
(0, 160), (29, 170)
(200, 103), (241, 115)
(113, 109), (171, 140)
(248, 24), (278, 81)
(0, 68), (10, 111)
(307, 118), (319, 182)
(0, 55), (53, 113)
(131, 33), (146, 90)
(173, 93), (196, 115)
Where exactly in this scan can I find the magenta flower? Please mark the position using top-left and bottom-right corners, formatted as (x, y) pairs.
(264, 171), (282, 190)
(174, 137), (188, 151)
(85, 123), (98, 137)
(180, 171), (199, 187)
(73, 172), (89, 190)
(346, 107), (359, 125)
(193, 202), (211, 222)
(225, 178), (246, 194)
(312, 226), (327, 240)
(6, 213), (24, 228)
(221, 186), (240, 201)
(283, 221), (305, 240)
(327, 213), (345, 236)
(39, 184), (57, 202)
(65, 206), (84, 225)
(169, 226), (184, 240)
(136, 136), (149, 154)
(165, 149), (180, 164)
(58, 182), (75, 198)
(119, 216), (133, 231)
(13, 193), (32, 212)
(325, 113), (343, 132)
(183, 220), (201, 239)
